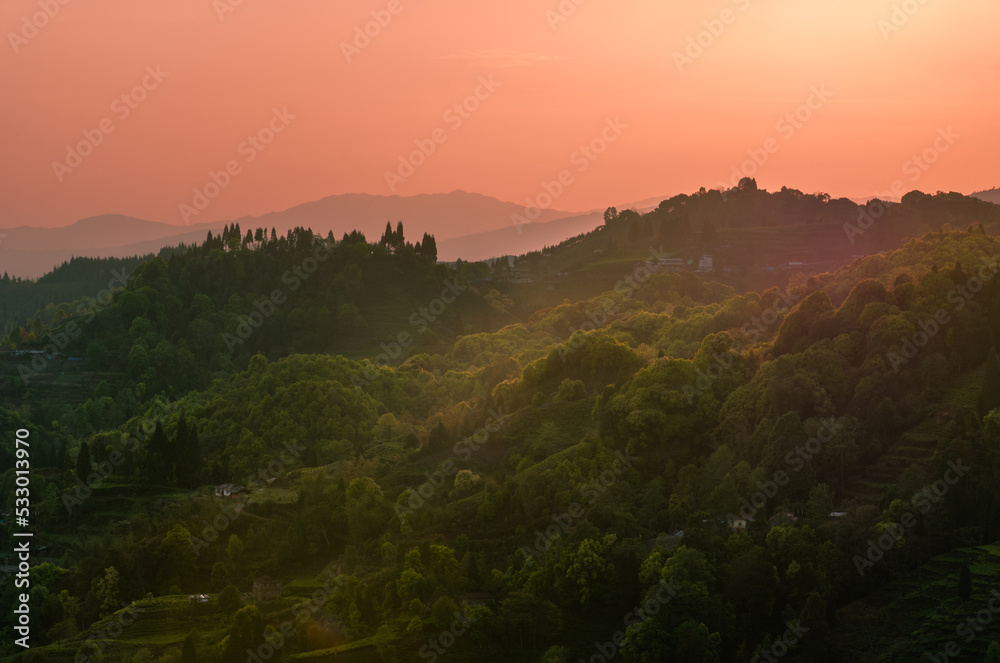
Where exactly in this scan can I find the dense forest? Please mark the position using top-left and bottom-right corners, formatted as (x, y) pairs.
(3, 187), (1000, 662)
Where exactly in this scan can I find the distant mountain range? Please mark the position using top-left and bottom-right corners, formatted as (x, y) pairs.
(0, 192), (583, 278)
(973, 188), (1000, 205)
(438, 197), (663, 261)
(15, 187), (994, 279)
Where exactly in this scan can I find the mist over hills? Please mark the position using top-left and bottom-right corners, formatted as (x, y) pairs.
(3, 186), (997, 280)
(0, 191), (580, 279)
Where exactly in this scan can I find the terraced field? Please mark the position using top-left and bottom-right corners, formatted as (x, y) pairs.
(843, 364), (986, 506)
(837, 544), (1000, 660)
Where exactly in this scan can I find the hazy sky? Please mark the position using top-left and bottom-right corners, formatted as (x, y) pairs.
(1, 0), (997, 227)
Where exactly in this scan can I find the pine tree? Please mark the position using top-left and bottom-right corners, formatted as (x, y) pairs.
(419, 233), (437, 261)
(76, 441), (92, 481)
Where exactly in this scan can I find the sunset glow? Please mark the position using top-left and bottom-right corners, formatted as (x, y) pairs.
(2, 0), (997, 228)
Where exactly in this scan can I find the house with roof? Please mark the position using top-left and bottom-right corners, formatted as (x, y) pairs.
(727, 514), (753, 532)
(253, 576), (282, 601)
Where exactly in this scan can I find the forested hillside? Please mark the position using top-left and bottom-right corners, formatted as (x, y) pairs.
(3, 191), (1000, 662)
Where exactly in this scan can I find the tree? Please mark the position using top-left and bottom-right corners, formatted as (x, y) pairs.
(227, 534), (244, 561)
(146, 420), (174, 483)
(95, 566), (121, 617)
(218, 584), (242, 619)
(428, 421), (450, 452)
(603, 207), (619, 225)
(418, 232), (438, 262)
(555, 535), (619, 606)
(76, 441), (92, 482)
(674, 620), (721, 663)
(211, 562), (229, 592)
(500, 591), (562, 648)
(347, 477), (387, 544)
(181, 630), (199, 663)
(374, 624), (398, 661)
(431, 596), (460, 629)
(540, 645), (571, 663)
(453, 469), (481, 497)
(222, 605), (263, 663)
(395, 221), (405, 249)
(805, 484), (834, 520)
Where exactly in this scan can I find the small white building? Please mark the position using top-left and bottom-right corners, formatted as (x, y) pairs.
(214, 483), (244, 498)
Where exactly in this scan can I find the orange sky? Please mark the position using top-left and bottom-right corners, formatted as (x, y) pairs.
(1, 0), (998, 228)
